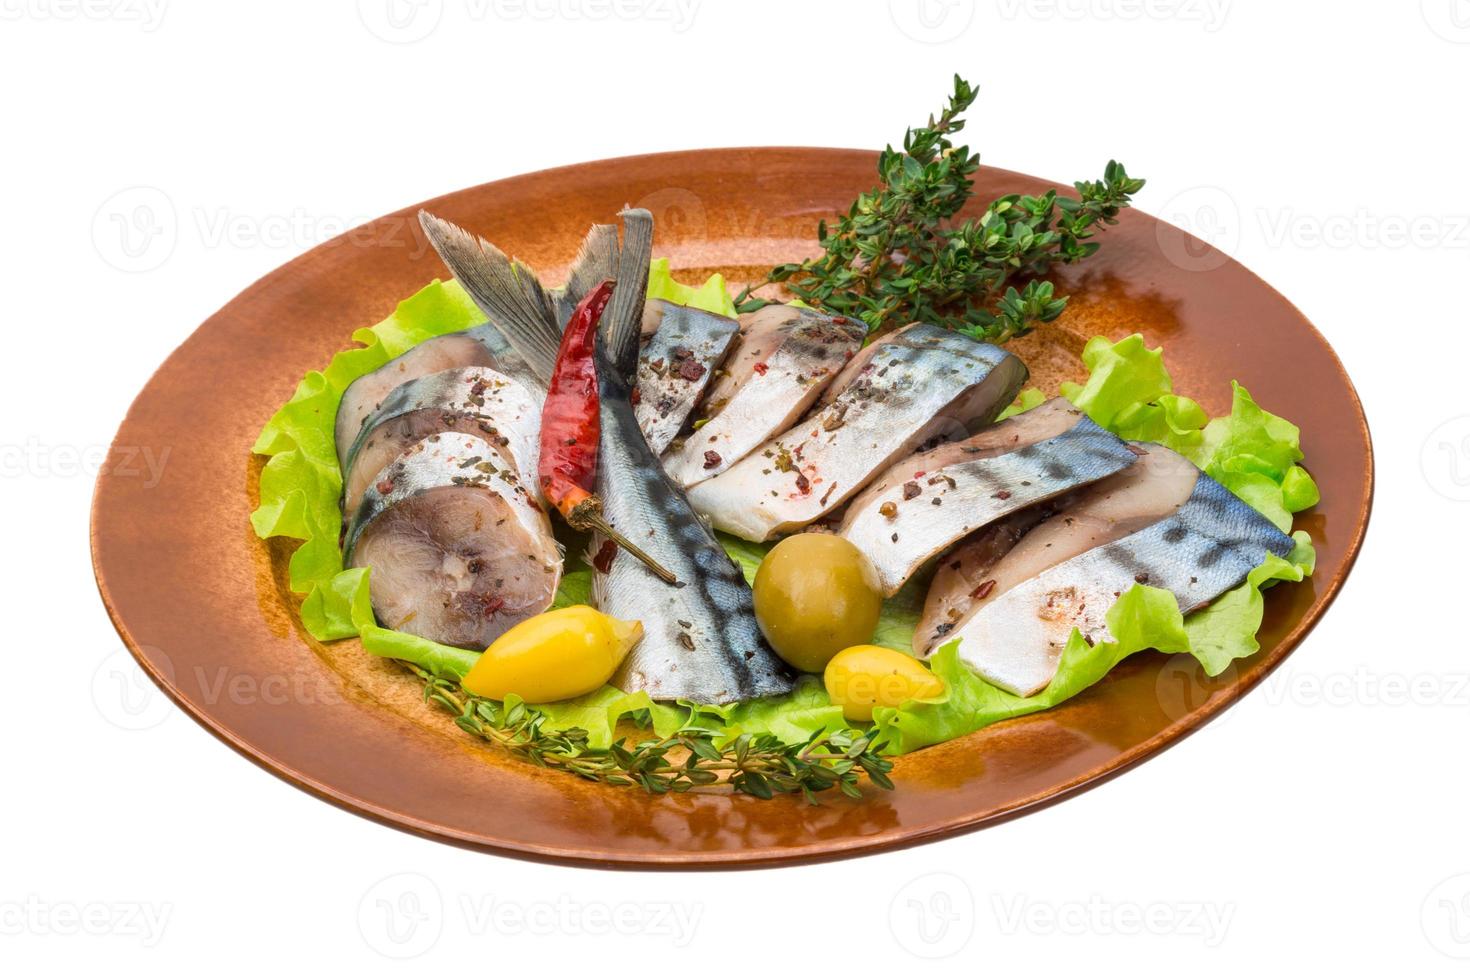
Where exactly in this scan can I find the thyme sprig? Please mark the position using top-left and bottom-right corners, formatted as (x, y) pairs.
(734, 75), (1145, 343)
(405, 663), (895, 803)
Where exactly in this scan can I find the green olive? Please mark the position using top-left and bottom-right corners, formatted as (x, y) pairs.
(753, 533), (882, 673)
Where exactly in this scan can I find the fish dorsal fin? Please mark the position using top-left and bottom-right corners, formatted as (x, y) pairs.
(552, 223), (619, 330)
(603, 207), (654, 382)
(418, 210), (560, 385)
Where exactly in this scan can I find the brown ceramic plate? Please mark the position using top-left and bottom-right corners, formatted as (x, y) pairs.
(90, 149), (1372, 869)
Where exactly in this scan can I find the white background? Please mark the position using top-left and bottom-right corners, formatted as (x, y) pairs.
(3, 0), (1466, 973)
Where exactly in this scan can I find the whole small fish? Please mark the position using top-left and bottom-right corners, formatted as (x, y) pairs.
(662, 305), (864, 487)
(935, 445), (1296, 697)
(839, 398), (1138, 595)
(635, 300), (739, 454)
(420, 208), (796, 703)
(686, 322), (1028, 542)
(333, 324), (530, 471)
(339, 366), (542, 515)
(344, 432), (560, 650)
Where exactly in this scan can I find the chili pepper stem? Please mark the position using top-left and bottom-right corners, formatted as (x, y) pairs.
(567, 498), (679, 585)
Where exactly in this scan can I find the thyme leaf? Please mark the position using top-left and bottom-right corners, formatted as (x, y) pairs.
(735, 74), (1145, 343)
(403, 663), (895, 802)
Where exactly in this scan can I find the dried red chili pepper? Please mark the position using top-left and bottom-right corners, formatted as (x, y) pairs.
(539, 279), (676, 584)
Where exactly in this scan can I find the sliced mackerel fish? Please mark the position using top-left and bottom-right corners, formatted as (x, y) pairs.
(839, 398), (1138, 595)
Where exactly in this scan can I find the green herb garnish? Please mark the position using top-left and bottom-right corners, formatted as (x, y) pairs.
(409, 663), (895, 802)
(734, 75), (1146, 344)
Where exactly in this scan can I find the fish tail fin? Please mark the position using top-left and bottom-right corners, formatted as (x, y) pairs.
(553, 224), (619, 329)
(600, 207), (654, 384)
(418, 210), (560, 384)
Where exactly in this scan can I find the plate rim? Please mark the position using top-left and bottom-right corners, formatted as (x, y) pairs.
(90, 146), (1375, 870)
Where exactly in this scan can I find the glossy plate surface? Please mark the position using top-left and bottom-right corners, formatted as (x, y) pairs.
(90, 149), (1372, 868)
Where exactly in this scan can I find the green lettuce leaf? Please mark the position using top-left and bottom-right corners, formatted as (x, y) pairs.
(996, 387), (1046, 421)
(1185, 531), (1316, 674)
(1192, 381), (1316, 532)
(1060, 335), (1207, 456)
(647, 258), (738, 319)
(527, 689), (687, 746)
(250, 279), (483, 639)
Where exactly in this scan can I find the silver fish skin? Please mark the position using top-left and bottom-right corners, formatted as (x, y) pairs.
(594, 210), (796, 702)
(339, 366), (542, 515)
(662, 305), (865, 487)
(420, 208), (795, 703)
(941, 452), (1296, 697)
(333, 325), (528, 471)
(686, 322), (1028, 542)
(635, 300), (738, 454)
(344, 433), (560, 650)
(839, 398), (1138, 595)
(916, 444), (1198, 650)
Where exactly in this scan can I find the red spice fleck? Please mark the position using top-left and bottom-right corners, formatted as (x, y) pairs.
(993, 490), (1012, 500)
(794, 471), (811, 494)
(970, 579), (997, 600)
(677, 359), (706, 381)
(752, 361), (769, 376)
(375, 479), (395, 495)
(457, 592), (504, 617)
(703, 450), (722, 469)
(902, 481), (922, 500)
(913, 470), (927, 479)
(630, 387), (641, 406)
(592, 539), (618, 574)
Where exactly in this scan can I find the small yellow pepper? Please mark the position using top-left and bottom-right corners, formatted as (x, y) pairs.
(462, 605), (643, 703)
(824, 644), (944, 722)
